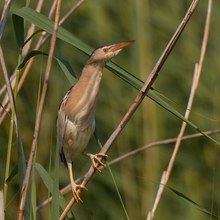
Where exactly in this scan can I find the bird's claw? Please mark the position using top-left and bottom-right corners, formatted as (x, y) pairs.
(72, 184), (88, 203)
(90, 153), (108, 172)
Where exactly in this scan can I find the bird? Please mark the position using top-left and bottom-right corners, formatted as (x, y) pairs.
(57, 40), (134, 202)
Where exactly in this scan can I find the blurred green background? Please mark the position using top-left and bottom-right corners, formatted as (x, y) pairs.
(1, 0), (220, 219)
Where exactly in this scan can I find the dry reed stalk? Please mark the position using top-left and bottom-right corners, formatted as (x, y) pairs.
(0, 191), (4, 220)
(147, 0), (212, 219)
(17, 1), (62, 219)
(0, 0), (12, 40)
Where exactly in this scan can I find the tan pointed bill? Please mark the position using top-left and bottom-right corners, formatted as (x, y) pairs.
(108, 40), (135, 52)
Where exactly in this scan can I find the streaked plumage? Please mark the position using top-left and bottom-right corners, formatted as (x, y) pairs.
(57, 40), (134, 202)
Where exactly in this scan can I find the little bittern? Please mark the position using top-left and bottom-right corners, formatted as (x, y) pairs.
(57, 40), (134, 202)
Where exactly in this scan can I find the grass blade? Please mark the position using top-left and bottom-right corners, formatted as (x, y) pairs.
(14, 6), (92, 54)
(94, 133), (130, 220)
(12, 14), (24, 49)
(18, 50), (76, 81)
(34, 163), (74, 219)
(168, 186), (219, 219)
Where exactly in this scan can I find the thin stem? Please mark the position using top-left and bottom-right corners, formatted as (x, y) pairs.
(147, 1), (211, 219)
(17, 0), (62, 219)
(94, 134), (130, 220)
(3, 51), (22, 208)
(110, 129), (219, 166)
(59, 0), (85, 24)
(0, 191), (4, 220)
(22, 0), (45, 56)
(0, 0), (12, 40)
(108, 164), (130, 220)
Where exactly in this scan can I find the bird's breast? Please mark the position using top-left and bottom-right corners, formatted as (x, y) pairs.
(63, 117), (95, 161)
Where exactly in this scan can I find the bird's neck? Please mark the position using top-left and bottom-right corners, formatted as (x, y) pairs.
(79, 64), (103, 100)
(70, 64), (103, 118)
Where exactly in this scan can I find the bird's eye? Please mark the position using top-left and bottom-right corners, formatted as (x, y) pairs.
(103, 48), (108, 53)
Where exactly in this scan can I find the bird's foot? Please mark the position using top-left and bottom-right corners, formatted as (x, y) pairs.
(86, 153), (108, 172)
(71, 183), (87, 203)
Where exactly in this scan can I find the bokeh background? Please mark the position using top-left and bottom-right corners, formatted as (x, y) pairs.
(1, 0), (220, 219)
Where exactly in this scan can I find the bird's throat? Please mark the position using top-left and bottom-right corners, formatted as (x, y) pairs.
(77, 65), (103, 109)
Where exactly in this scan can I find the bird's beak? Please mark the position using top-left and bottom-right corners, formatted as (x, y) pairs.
(108, 40), (135, 52)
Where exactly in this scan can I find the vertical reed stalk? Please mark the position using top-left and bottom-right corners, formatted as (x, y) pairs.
(3, 54), (22, 207)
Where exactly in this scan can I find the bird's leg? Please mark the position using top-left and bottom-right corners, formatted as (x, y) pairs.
(67, 162), (87, 202)
(83, 152), (108, 172)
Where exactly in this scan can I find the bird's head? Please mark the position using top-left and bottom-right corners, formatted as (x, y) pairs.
(87, 40), (134, 66)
